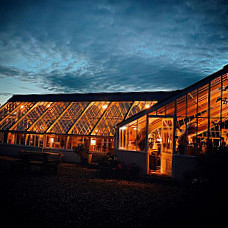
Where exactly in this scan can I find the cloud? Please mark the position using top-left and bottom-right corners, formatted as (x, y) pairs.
(0, 0), (227, 103)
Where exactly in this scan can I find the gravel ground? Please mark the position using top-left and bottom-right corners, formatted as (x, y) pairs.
(0, 157), (227, 228)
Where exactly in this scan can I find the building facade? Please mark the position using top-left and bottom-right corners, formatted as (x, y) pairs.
(0, 92), (173, 161)
(1, 65), (227, 179)
(116, 65), (228, 179)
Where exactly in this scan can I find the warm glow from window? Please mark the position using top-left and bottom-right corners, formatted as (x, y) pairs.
(91, 138), (96, 145)
(50, 138), (54, 143)
(145, 104), (151, 109)
(20, 105), (24, 109)
(102, 104), (108, 109)
(120, 126), (127, 130)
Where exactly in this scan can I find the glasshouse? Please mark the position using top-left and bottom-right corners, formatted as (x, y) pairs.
(0, 91), (173, 161)
(116, 65), (228, 178)
(0, 65), (227, 180)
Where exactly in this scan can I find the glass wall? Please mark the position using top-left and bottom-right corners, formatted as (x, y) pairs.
(118, 116), (146, 152)
(0, 98), (157, 154)
(118, 72), (228, 157)
(159, 73), (228, 156)
(7, 132), (115, 152)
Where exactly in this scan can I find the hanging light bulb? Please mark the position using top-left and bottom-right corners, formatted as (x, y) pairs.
(102, 104), (108, 109)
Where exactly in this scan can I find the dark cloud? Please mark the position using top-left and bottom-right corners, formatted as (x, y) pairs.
(0, 0), (227, 104)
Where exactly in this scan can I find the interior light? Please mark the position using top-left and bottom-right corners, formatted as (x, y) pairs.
(50, 138), (54, 143)
(145, 104), (151, 109)
(102, 104), (108, 109)
(91, 138), (96, 145)
(120, 126), (127, 130)
(20, 105), (24, 109)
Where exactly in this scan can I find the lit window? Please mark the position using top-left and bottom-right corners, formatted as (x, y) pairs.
(91, 138), (96, 145)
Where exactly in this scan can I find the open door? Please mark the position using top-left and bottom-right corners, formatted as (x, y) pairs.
(160, 118), (173, 176)
(148, 117), (174, 176)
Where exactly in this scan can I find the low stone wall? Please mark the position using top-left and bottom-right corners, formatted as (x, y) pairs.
(115, 149), (147, 174)
(0, 143), (81, 163)
(172, 154), (197, 181)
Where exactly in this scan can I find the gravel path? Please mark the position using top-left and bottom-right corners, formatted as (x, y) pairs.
(0, 158), (227, 227)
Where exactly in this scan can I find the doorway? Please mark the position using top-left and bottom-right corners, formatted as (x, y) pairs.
(148, 117), (174, 176)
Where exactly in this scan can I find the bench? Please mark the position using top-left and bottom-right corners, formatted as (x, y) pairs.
(11, 150), (62, 175)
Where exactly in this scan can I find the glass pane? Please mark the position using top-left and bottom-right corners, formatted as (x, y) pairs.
(149, 110), (157, 115)
(127, 101), (157, 119)
(48, 102), (89, 134)
(46, 135), (66, 149)
(198, 84), (209, 118)
(197, 117), (208, 139)
(92, 102), (132, 136)
(0, 102), (21, 121)
(176, 117), (198, 155)
(209, 118), (220, 145)
(148, 117), (162, 153)
(127, 101), (144, 118)
(11, 102), (52, 131)
(29, 102), (70, 133)
(136, 116), (146, 152)
(119, 124), (128, 150)
(166, 102), (175, 116)
(186, 122), (197, 156)
(157, 106), (165, 115)
(127, 120), (137, 151)
(187, 90), (197, 117)
(177, 95), (186, 117)
(0, 102), (35, 130)
(220, 117), (228, 146)
(70, 102), (109, 135)
(176, 117), (187, 154)
(118, 115), (147, 152)
(210, 76), (221, 119)
(221, 73), (228, 118)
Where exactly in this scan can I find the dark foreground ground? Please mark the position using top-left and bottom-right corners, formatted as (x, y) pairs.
(0, 156), (227, 228)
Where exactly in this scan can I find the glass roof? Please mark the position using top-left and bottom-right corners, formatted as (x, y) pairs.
(0, 100), (157, 137)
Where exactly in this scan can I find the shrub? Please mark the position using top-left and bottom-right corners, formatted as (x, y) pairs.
(188, 146), (228, 185)
(97, 153), (119, 178)
(73, 145), (90, 164)
(98, 152), (118, 168)
(97, 153), (140, 178)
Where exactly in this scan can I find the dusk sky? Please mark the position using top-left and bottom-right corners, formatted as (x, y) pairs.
(0, 0), (227, 105)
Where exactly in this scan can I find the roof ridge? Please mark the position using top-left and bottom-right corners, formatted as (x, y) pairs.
(7, 91), (177, 102)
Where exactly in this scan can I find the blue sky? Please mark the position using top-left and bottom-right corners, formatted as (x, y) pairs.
(0, 0), (227, 105)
